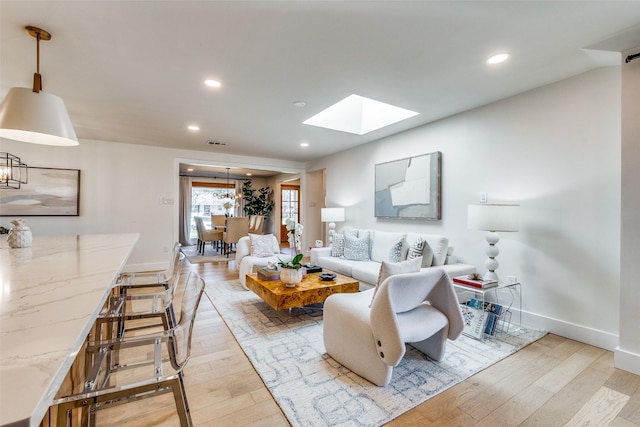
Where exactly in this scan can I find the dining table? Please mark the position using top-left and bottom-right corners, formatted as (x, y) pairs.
(0, 233), (139, 427)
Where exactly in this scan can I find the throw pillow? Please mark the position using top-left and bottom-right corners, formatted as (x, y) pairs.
(369, 256), (423, 307)
(249, 233), (276, 258)
(389, 239), (404, 262)
(370, 231), (406, 263)
(343, 231), (370, 261)
(405, 237), (434, 267)
(331, 233), (345, 257)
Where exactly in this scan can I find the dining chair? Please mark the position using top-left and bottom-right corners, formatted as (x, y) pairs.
(222, 216), (250, 256)
(211, 214), (226, 229)
(54, 271), (206, 427)
(248, 215), (264, 234)
(195, 216), (223, 255)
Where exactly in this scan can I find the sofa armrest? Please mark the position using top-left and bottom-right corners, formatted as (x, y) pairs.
(310, 247), (332, 264)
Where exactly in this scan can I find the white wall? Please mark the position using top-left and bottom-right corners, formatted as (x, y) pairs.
(0, 139), (305, 269)
(617, 47), (640, 374)
(307, 67), (622, 350)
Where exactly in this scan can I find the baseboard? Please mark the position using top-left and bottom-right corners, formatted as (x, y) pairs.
(614, 347), (640, 375)
(122, 261), (167, 273)
(521, 310), (619, 351)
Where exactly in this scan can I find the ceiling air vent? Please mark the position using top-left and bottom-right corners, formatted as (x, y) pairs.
(207, 140), (228, 146)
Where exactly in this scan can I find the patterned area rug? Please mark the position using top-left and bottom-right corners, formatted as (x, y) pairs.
(181, 245), (232, 264)
(205, 280), (546, 427)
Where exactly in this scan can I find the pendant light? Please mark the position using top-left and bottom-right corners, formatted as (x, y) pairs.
(0, 26), (78, 146)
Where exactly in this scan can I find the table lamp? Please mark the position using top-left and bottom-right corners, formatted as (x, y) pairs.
(468, 204), (520, 282)
(321, 207), (345, 245)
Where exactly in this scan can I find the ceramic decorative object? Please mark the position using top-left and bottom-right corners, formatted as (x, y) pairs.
(7, 218), (33, 248)
(280, 268), (303, 287)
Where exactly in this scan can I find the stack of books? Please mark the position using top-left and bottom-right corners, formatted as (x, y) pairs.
(453, 275), (498, 289)
(257, 267), (280, 281)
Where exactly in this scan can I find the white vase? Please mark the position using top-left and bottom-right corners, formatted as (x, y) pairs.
(7, 218), (32, 249)
(280, 268), (303, 287)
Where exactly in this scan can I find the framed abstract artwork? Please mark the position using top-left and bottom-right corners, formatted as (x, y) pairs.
(374, 151), (441, 219)
(0, 167), (80, 216)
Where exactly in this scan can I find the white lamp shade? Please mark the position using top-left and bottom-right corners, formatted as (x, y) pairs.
(0, 87), (78, 146)
(468, 204), (520, 232)
(321, 207), (345, 223)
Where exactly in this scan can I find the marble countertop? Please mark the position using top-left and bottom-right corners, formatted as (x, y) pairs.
(0, 233), (139, 427)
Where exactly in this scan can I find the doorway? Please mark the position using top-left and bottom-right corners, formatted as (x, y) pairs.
(281, 184), (300, 243)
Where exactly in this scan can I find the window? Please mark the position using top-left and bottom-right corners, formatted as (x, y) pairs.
(190, 182), (236, 239)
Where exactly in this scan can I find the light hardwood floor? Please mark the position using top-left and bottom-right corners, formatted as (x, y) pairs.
(100, 256), (640, 427)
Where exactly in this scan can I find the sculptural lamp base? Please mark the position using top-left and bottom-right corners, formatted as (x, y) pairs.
(483, 231), (500, 282)
(468, 203), (520, 284)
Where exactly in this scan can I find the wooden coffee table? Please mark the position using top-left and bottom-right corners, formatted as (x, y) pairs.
(245, 270), (359, 311)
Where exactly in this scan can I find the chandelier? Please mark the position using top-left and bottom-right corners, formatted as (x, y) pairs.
(0, 152), (28, 189)
(217, 168), (241, 201)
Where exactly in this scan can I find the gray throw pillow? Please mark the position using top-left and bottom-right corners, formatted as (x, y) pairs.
(343, 231), (370, 261)
(331, 233), (345, 257)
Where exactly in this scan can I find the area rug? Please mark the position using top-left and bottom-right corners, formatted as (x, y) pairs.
(205, 279), (546, 427)
(181, 245), (233, 264)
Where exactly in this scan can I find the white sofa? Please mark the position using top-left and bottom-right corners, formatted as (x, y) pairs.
(311, 229), (475, 290)
(236, 234), (293, 289)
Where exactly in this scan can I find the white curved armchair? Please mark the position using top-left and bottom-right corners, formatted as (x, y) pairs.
(323, 268), (464, 386)
(236, 235), (292, 290)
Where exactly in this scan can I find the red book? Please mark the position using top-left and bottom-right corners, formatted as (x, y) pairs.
(453, 275), (498, 289)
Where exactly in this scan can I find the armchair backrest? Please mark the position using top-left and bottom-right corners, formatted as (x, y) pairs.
(369, 269), (464, 366)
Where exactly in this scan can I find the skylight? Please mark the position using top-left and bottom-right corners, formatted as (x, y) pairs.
(303, 94), (419, 135)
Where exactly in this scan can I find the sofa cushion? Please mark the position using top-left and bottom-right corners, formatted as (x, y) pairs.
(318, 256), (354, 277)
(350, 261), (384, 285)
(404, 236), (434, 267)
(369, 256), (423, 306)
(249, 233), (278, 257)
(344, 231), (370, 261)
(406, 233), (448, 266)
(370, 231), (406, 263)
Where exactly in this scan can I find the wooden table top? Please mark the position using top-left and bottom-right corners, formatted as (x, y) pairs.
(245, 270), (358, 310)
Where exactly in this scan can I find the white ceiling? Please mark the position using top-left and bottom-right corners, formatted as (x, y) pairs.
(2, 1), (640, 168)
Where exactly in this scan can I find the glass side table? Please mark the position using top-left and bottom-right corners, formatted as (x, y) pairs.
(453, 280), (522, 340)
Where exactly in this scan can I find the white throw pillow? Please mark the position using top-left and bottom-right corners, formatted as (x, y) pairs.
(249, 233), (277, 257)
(370, 231), (406, 263)
(404, 236), (434, 267)
(369, 256), (423, 307)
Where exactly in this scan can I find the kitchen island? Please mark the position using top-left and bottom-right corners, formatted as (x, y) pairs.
(0, 233), (139, 427)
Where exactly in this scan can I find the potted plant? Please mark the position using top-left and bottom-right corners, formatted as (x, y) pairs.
(278, 253), (304, 287)
(241, 180), (274, 216)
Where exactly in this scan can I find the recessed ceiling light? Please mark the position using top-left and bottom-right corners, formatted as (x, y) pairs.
(303, 94), (419, 135)
(204, 79), (221, 88)
(300, 142), (309, 147)
(187, 168), (194, 172)
(293, 101), (306, 108)
(487, 53), (509, 65)
(187, 125), (200, 131)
